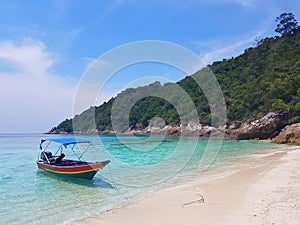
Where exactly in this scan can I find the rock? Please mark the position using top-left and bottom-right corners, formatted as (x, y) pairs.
(166, 126), (181, 136)
(199, 125), (218, 136)
(85, 129), (98, 134)
(147, 125), (169, 135)
(148, 123), (222, 137)
(127, 129), (149, 135)
(226, 111), (290, 140)
(272, 123), (300, 144)
(46, 130), (68, 134)
(229, 123), (238, 130)
(98, 129), (115, 135)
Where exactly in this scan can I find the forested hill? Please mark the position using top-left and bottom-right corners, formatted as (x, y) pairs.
(51, 31), (300, 133)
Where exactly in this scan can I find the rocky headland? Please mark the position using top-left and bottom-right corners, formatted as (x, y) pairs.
(225, 111), (290, 140)
(48, 111), (300, 144)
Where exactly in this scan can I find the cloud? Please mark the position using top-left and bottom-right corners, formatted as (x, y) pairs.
(0, 39), (76, 133)
(197, 30), (265, 65)
(97, 0), (124, 24)
(59, 27), (82, 52)
(222, 0), (256, 7)
(102, 0), (124, 17)
(0, 39), (53, 76)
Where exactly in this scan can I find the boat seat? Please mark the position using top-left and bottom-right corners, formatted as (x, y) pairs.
(41, 151), (55, 164)
(54, 160), (76, 166)
(55, 153), (65, 164)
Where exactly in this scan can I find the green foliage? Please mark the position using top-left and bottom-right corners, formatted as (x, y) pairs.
(53, 27), (300, 132)
(275, 13), (299, 36)
(210, 32), (300, 124)
(56, 119), (73, 132)
(271, 99), (290, 111)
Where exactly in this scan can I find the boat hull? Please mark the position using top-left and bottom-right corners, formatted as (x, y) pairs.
(37, 160), (110, 180)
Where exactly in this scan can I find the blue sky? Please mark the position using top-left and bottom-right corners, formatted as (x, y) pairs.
(0, 0), (299, 133)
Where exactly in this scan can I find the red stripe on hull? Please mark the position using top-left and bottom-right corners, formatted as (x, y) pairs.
(37, 160), (110, 177)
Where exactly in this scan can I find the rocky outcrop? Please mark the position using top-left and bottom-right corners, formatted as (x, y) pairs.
(47, 111), (293, 141)
(47, 130), (69, 134)
(226, 111), (290, 140)
(147, 123), (220, 137)
(181, 123), (219, 137)
(165, 126), (181, 136)
(272, 123), (300, 144)
(146, 125), (182, 136)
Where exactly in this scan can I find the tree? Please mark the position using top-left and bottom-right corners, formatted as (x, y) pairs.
(275, 13), (299, 36)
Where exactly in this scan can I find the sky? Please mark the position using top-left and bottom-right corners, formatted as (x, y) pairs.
(0, 0), (299, 133)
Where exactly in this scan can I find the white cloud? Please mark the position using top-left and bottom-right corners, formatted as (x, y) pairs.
(102, 0), (124, 17)
(222, 0), (256, 7)
(197, 30), (265, 65)
(97, 0), (124, 24)
(0, 39), (53, 76)
(0, 39), (76, 133)
(59, 27), (82, 52)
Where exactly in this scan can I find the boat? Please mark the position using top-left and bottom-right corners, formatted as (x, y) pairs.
(37, 138), (110, 180)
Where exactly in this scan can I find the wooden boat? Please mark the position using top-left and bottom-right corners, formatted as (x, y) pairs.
(36, 138), (110, 180)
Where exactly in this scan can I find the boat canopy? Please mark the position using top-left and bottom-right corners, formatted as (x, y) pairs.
(40, 138), (91, 149)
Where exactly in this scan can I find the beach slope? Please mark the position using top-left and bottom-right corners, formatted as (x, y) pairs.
(76, 147), (300, 225)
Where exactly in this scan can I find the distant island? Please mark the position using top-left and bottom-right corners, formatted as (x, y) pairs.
(49, 13), (300, 144)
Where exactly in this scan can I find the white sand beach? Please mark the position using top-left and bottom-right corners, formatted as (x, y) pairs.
(74, 146), (300, 225)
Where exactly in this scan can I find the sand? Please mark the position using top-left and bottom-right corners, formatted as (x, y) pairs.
(73, 146), (300, 225)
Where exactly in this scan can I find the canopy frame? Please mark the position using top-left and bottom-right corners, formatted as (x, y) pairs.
(39, 138), (92, 162)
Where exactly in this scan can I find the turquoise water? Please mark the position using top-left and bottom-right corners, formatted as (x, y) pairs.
(0, 134), (284, 225)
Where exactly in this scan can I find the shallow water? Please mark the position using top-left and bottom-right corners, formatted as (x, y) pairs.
(0, 134), (284, 225)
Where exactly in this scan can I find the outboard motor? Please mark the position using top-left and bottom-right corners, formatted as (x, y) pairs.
(41, 151), (53, 162)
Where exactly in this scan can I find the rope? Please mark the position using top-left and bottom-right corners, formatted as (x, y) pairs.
(107, 164), (129, 205)
(107, 164), (118, 191)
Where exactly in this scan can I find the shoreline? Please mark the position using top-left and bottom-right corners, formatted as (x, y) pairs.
(72, 145), (300, 225)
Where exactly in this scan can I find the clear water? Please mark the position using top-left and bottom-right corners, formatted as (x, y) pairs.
(0, 134), (284, 225)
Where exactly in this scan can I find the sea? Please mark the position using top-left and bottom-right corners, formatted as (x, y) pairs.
(0, 133), (285, 225)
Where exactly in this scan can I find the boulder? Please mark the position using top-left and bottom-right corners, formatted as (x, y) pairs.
(199, 125), (218, 136)
(98, 129), (115, 135)
(179, 123), (219, 137)
(272, 123), (300, 145)
(227, 111), (290, 140)
(147, 125), (169, 135)
(147, 124), (217, 137)
(166, 126), (181, 136)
